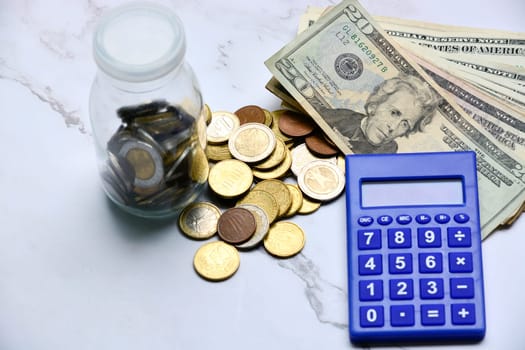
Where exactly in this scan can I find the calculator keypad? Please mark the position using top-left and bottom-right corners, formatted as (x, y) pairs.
(354, 212), (483, 333)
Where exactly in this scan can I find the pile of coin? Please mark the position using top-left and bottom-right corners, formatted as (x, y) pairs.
(179, 104), (346, 281)
(103, 100), (209, 215)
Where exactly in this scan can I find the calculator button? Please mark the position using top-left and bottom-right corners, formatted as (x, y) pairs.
(388, 253), (413, 274)
(389, 279), (414, 300)
(358, 216), (374, 226)
(390, 305), (415, 327)
(450, 278), (475, 299)
(387, 228), (412, 248)
(417, 227), (442, 248)
(360, 306), (384, 327)
(454, 213), (470, 224)
(396, 214), (412, 225)
(359, 280), (383, 301)
(377, 215), (393, 225)
(421, 304), (446, 326)
(415, 214), (431, 224)
(358, 254), (383, 275)
(418, 253), (443, 273)
(434, 213), (450, 224)
(449, 252), (473, 273)
(420, 278), (444, 299)
(447, 227), (472, 247)
(451, 304), (476, 325)
(358, 229), (381, 250)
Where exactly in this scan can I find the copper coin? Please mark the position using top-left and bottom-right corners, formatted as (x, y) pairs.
(305, 131), (339, 157)
(217, 207), (257, 244)
(277, 110), (316, 137)
(234, 105), (267, 125)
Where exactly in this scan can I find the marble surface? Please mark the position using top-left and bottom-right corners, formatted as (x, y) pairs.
(1, 0), (524, 349)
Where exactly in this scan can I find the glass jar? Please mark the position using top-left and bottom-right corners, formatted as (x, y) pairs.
(89, 2), (208, 218)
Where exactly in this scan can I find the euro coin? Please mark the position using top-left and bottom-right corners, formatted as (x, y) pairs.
(253, 138), (287, 170)
(205, 143), (232, 162)
(237, 189), (279, 224)
(305, 131), (339, 157)
(263, 221), (305, 258)
(282, 184), (303, 217)
(193, 241), (240, 281)
(207, 111), (240, 144)
(208, 159), (253, 198)
(179, 202), (221, 240)
(277, 109), (316, 137)
(253, 179), (292, 217)
(297, 160), (345, 201)
(217, 207), (257, 244)
(297, 196), (321, 215)
(252, 146), (292, 180)
(235, 204), (270, 249)
(228, 123), (276, 163)
(270, 110), (294, 144)
(262, 109), (273, 127)
(234, 105), (266, 124)
(203, 104), (212, 124)
(118, 139), (164, 189)
(290, 143), (337, 177)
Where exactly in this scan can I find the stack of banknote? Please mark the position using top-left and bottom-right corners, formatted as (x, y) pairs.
(264, 0), (524, 239)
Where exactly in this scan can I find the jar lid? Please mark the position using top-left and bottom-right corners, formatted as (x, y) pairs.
(93, 2), (186, 82)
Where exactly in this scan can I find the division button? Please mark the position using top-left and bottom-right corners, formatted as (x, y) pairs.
(447, 227), (472, 247)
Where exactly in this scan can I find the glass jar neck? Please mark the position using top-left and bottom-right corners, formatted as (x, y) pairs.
(97, 62), (185, 93)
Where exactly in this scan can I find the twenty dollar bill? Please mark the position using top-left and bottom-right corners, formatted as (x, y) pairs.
(265, 0), (525, 238)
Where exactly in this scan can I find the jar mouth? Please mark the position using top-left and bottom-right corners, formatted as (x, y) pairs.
(93, 2), (186, 83)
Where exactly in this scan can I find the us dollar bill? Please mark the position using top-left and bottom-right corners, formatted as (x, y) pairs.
(265, 0), (525, 238)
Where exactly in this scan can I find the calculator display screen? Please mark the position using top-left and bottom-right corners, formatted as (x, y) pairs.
(361, 178), (464, 207)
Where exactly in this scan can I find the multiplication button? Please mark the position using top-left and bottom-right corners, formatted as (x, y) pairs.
(449, 252), (473, 273)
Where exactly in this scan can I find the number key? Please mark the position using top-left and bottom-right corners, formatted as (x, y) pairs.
(359, 280), (383, 301)
(388, 228), (411, 248)
(358, 229), (381, 250)
(389, 279), (414, 300)
(420, 278), (444, 299)
(419, 253), (443, 273)
(388, 253), (413, 274)
(358, 254), (382, 275)
(417, 227), (442, 248)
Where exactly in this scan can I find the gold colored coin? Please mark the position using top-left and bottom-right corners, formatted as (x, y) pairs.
(270, 110), (294, 144)
(237, 189), (279, 224)
(254, 138), (287, 170)
(253, 179), (292, 217)
(252, 146), (292, 180)
(337, 155), (346, 174)
(262, 109), (273, 127)
(193, 241), (240, 281)
(297, 196), (322, 214)
(263, 221), (305, 258)
(190, 146), (209, 182)
(228, 123), (276, 163)
(283, 184), (303, 217)
(290, 143), (337, 177)
(179, 202), (221, 239)
(203, 104), (212, 124)
(205, 142), (232, 162)
(208, 159), (253, 198)
(297, 160), (345, 201)
(207, 111), (240, 144)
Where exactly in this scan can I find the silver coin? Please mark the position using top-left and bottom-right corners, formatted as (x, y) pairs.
(297, 160), (345, 201)
(118, 139), (165, 189)
(179, 202), (222, 240)
(290, 143), (337, 177)
(206, 111), (240, 144)
(235, 204), (270, 249)
(228, 122), (276, 163)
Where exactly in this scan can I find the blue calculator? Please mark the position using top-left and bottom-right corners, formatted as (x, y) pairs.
(345, 151), (485, 344)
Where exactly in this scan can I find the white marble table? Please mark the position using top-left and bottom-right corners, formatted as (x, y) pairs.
(1, 0), (524, 349)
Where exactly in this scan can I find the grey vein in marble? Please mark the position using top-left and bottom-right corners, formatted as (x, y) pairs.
(216, 40), (233, 69)
(278, 253), (348, 329)
(0, 62), (87, 134)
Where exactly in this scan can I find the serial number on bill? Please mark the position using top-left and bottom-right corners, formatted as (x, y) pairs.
(335, 24), (388, 73)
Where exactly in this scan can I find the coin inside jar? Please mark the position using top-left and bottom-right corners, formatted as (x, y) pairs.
(217, 207), (257, 244)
